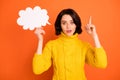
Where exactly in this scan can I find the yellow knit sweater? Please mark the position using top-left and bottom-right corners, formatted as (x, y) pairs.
(33, 33), (107, 80)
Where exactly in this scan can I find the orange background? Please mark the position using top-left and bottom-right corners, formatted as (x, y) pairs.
(0, 0), (120, 80)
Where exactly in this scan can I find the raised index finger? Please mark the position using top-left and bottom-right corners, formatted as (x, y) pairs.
(89, 16), (92, 25)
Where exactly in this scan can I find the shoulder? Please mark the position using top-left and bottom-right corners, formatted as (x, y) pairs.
(78, 39), (94, 51)
(78, 39), (90, 46)
(45, 39), (59, 47)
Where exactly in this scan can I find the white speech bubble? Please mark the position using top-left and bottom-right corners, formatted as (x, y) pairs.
(17, 6), (50, 30)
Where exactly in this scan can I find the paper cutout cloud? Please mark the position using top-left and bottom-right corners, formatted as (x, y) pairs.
(17, 6), (50, 30)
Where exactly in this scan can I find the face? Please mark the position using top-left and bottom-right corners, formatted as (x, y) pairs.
(61, 14), (76, 36)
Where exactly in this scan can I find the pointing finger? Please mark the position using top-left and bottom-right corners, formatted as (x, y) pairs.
(89, 16), (92, 25)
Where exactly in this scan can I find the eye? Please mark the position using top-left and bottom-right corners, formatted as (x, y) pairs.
(61, 21), (66, 25)
(70, 21), (75, 24)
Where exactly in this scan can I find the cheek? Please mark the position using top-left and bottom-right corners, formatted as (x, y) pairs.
(61, 25), (66, 30)
(73, 25), (76, 31)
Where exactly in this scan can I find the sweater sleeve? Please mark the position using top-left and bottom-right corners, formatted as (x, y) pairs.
(85, 44), (107, 68)
(32, 41), (52, 75)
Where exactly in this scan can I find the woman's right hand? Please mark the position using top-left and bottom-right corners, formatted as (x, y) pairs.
(34, 28), (45, 41)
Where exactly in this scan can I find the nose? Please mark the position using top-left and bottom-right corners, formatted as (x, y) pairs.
(66, 23), (70, 29)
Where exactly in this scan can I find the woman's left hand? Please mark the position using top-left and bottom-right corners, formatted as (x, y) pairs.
(85, 16), (101, 48)
(85, 16), (97, 37)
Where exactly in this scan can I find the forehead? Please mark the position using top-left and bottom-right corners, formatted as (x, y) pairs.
(61, 14), (73, 21)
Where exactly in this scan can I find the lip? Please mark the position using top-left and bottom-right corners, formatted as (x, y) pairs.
(66, 30), (72, 33)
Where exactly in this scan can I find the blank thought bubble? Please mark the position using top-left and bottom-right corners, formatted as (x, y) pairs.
(17, 6), (50, 30)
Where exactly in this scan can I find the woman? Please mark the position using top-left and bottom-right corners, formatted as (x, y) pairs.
(33, 8), (107, 80)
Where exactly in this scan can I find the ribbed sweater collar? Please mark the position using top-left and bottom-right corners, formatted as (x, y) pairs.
(59, 32), (79, 42)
